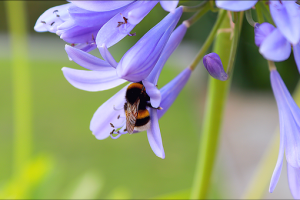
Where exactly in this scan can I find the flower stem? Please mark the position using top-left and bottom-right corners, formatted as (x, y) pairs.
(245, 9), (257, 27)
(190, 11), (241, 199)
(242, 78), (300, 199)
(5, 1), (32, 177)
(226, 12), (242, 79)
(255, 3), (264, 24)
(188, 9), (227, 71)
(268, 60), (277, 71)
(182, 1), (208, 12)
(184, 3), (211, 27)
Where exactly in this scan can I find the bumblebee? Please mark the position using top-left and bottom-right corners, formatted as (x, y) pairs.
(124, 82), (161, 134)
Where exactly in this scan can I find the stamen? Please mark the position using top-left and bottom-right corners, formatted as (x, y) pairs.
(117, 115), (120, 119)
(128, 32), (136, 37)
(110, 123), (115, 128)
(41, 21), (46, 24)
(50, 22), (55, 26)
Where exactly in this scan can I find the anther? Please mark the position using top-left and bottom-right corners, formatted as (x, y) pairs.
(117, 115), (120, 119)
(110, 129), (115, 135)
(128, 32), (136, 37)
(41, 21), (46, 24)
(110, 123), (115, 128)
(117, 15), (128, 27)
(50, 22), (55, 26)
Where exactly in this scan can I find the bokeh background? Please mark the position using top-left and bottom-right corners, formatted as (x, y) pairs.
(0, 1), (298, 199)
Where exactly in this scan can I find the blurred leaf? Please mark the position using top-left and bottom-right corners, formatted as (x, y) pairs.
(106, 187), (131, 199)
(65, 171), (103, 199)
(0, 154), (53, 198)
(154, 189), (190, 199)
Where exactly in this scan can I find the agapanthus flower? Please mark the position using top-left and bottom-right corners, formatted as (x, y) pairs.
(203, 52), (228, 81)
(34, 1), (179, 52)
(62, 7), (183, 93)
(254, 22), (291, 62)
(269, 0), (300, 45)
(269, 69), (300, 199)
(63, 20), (188, 158)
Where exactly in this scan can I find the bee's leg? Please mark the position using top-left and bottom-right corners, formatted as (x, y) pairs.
(146, 102), (163, 110)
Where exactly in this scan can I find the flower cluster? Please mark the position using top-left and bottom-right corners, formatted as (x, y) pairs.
(35, 2), (192, 159)
(34, 1), (179, 52)
(35, 0), (300, 198)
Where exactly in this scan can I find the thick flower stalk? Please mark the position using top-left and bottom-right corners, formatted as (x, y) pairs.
(270, 69), (300, 199)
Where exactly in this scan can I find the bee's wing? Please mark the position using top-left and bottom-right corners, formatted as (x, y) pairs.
(125, 98), (140, 134)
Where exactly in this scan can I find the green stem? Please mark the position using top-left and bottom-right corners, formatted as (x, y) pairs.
(182, 1), (208, 12)
(245, 9), (257, 27)
(5, 1), (32, 177)
(184, 3), (211, 27)
(255, 3), (264, 24)
(226, 12), (241, 78)
(243, 78), (300, 199)
(259, 1), (274, 25)
(190, 11), (242, 199)
(189, 9), (227, 71)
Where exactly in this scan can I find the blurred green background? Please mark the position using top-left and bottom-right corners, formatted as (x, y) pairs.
(0, 1), (298, 199)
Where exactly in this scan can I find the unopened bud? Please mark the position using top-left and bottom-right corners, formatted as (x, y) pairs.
(203, 53), (228, 81)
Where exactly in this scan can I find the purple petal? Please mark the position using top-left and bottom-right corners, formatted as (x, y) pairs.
(62, 67), (126, 91)
(73, 43), (97, 53)
(203, 52), (228, 81)
(147, 109), (165, 159)
(271, 70), (300, 168)
(269, 70), (286, 193)
(65, 45), (112, 70)
(158, 68), (191, 119)
(60, 25), (100, 44)
(270, 0), (300, 45)
(254, 22), (276, 47)
(160, 1), (179, 13)
(96, 1), (158, 48)
(259, 29), (291, 62)
(69, 1), (133, 12)
(142, 80), (161, 108)
(147, 23), (187, 84)
(287, 162), (300, 199)
(215, 0), (258, 11)
(68, 4), (128, 28)
(128, 1), (159, 25)
(34, 3), (71, 33)
(90, 85), (128, 140)
(293, 43), (300, 74)
(117, 7), (183, 82)
(98, 44), (118, 68)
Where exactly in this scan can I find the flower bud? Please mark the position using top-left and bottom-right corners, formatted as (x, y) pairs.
(203, 53), (228, 81)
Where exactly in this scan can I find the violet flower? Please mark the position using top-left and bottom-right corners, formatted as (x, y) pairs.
(62, 7), (183, 93)
(90, 67), (191, 159)
(65, 22), (188, 158)
(254, 23), (291, 62)
(269, 69), (300, 199)
(203, 52), (228, 81)
(269, 0), (300, 45)
(35, 1), (179, 51)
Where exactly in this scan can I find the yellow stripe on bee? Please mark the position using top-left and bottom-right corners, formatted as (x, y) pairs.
(127, 82), (143, 90)
(137, 109), (150, 119)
